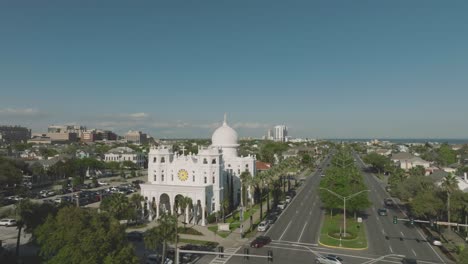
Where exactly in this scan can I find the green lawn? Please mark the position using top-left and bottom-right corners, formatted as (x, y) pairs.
(207, 225), (231, 238)
(319, 213), (367, 249)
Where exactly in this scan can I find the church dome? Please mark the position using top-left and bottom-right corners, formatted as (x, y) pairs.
(211, 116), (239, 147)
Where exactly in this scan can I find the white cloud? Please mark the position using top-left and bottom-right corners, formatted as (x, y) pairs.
(0, 108), (40, 116)
(126, 112), (148, 119)
(232, 122), (270, 129)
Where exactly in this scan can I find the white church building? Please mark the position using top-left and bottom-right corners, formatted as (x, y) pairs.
(140, 116), (256, 226)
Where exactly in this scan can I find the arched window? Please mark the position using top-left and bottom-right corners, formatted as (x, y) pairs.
(212, 159), (216, 164)
(154, 174), (157, 181)
(212, 176), (215, 184)
(204, 177), (207, 184)
(161, 174), (164, 181)
(153, 157), (157, 163)
(203, 158), (208, 164)
(161, 157), (165, 163)
(193, 175), (195, 182)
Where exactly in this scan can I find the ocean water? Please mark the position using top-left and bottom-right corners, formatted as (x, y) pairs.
(327, 138), (468, 145)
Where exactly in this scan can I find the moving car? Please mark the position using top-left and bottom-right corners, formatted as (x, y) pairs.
(401, 258), (417, 264)
(0, 219), (17, 227)
(250, 236), (272, 248)
(377, 208), (388, 216)
(257, 221), (270, 232)
(427, 235), (442, 246)
(315, 254), (344, 264)
(384, 198), (394, 207)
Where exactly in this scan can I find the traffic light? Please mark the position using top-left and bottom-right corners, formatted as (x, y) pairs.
(244, 248), (249, 260)
(393, 216), (398, 224)
(218, 246), (224, 258)
(410, 217), (414, 225)
(267, 250), (273, 262)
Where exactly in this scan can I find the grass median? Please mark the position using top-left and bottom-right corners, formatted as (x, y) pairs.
(319, 213), (367, 249)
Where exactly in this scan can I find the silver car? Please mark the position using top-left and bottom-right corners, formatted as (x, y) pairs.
(315, 255), (344, 264)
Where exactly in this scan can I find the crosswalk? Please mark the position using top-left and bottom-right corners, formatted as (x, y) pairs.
(209, 247), (241, 264)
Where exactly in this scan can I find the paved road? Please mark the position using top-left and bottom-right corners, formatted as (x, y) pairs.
(213, 152), (450, 264)
(354, 152), (449, 263)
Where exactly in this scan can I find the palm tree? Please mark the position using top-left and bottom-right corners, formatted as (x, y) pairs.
(144, 212), (177, 263)
(441, 173), (459, 228)
(239, 171), (252, 208)
(100, 193), (130, 220)
(221, 198), (230, 223)
(130, 193), (144, 223)
(178, 196), (192, 224)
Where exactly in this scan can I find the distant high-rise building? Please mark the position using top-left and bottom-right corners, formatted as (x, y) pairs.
(274, 125), (288, 142)
(267, 129), (273, 140)
(0, 126), (31, 143)
(125, 130), (148, 145)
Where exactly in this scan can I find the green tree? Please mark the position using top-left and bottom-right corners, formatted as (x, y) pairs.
(459, 246), (468, 264)
(100, 193), (132, 221)
(129, 193), (145, 223)
(0, 158), (22, 187)
(408, 165), (426, 177)
(144, 213), (177, 263)
(35, 206), (139, 264)
(441, 173), (459, 227)
(436, 143), (457, 166)
(362, 152), (390, 174)
(410, 191), (444, 219)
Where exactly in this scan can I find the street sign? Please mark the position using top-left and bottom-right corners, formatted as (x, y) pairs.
(357, 217), (362, 223)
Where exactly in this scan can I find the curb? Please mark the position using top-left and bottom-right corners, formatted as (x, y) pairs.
(317, 239), (368, 251)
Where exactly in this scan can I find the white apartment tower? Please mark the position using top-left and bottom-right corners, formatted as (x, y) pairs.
(274, 125), (288, 142)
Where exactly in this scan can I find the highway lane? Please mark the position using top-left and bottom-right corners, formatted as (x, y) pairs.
(354, 153), (448, 263)
(222, 156), (332, 264)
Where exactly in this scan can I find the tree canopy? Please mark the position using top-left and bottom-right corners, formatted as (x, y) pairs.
(35, 206), (139, 264)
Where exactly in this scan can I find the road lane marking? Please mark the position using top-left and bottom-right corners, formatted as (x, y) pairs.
(297, 221), (308, 242)
(279, 221), (292, 240)
(389, 245), (393, 253)
(296, 210), (299, 214)
(301, 202), (303, 206)
(400, 231), (404, 237)
(412, 249), (417, 257)
(381, 229), (385, 235)
(309, 211), (312, 215)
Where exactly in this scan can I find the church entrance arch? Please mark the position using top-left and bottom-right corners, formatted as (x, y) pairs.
(159, 193), (171, 215)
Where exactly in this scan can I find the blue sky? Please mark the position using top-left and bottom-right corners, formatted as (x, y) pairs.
(1, 0), (467, 139)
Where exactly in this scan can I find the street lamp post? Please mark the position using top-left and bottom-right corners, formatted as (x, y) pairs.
(320, 188), (370, 237)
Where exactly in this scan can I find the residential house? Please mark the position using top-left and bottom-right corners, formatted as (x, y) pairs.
(391, 152), (431, 170)
(104, 147), (146, 168)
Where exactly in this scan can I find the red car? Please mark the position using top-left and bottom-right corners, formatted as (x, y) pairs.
(250, 236), (272, 248)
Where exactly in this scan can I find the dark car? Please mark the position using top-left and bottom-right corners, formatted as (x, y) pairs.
(127, 231), (143, 241)
(377, 208), (388, 216)
(266, 215), (278, 225)
(250, 236), (271, 248)
(384, 198), (394, 207)
(402, 258), (417, 264)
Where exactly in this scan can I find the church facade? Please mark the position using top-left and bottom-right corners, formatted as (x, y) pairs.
(140, 116), (256, 226)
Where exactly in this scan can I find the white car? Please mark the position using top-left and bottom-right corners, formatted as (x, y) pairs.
(98, 181), (109, 186)
(257, 221), (270, 232)
(285, 196), (291, 203)
(427, 236), (443, 246)
(315, 255), (344, 264)
(277, 201), (287, 210)
(0, 219), (17, 227)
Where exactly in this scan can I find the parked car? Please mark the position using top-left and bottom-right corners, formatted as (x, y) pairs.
(427, 235), (442, 246)
(285, 196), (292, 203)
(277, 201), (287, 210)
(0, 219), (17, 227)
(315, 254), (344, 264)
(266, 215), (278, 225)
(250, 236), (272, 248)
(257, 221), (270, 232)
(377, 208), (388, 216)
(98, 180), (109, 186)
(146, 254), (173, 264)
